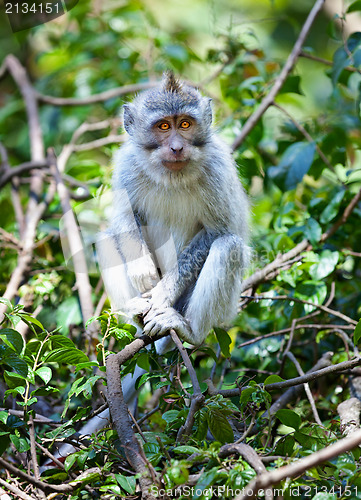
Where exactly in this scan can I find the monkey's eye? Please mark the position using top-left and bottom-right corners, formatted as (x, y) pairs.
(158, 122), (170, 131)
(180, 120), (191, 129)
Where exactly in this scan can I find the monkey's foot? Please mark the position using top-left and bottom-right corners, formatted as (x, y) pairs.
(143, 307), (192, 341)
(125, 297), (152, 324)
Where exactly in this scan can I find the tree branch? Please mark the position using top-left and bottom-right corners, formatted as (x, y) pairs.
(106, 353), (157, 500)
(170, 330), (205, 441)
(35, 81), (157, 106)
(231, 0), (326, 150)
(216, 355), (361, 398)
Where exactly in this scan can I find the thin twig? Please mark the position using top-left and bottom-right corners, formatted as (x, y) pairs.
(0, 458), (73, 493)
(321, 186), (361, 242)
(300, 50), (357, 72)
(231, 0), (326, 150)
(215, 355), (361, 398)
(0, 477), (37, 500)
(170, 330), (205, 441)
(28, 415), (45, 500)
(272, 101), (334, 171)
(286, 352), (322, 426)
(0, 160), (49, 188)
(35, 81), (157, 106)
(261, 352), (333, 422)
(0, 57), (55, 322)
(220, 444), (273, 500)
(251, 294), (357, 326)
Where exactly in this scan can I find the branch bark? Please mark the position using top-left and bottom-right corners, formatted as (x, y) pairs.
(106, 353), (157, 500)
(215, 355), (361, 398)
(170, 330), (205, 441)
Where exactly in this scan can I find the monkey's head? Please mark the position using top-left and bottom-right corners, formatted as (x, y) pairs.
(123, 72), (213, 180)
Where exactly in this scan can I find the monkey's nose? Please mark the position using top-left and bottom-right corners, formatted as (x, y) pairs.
(171, 146), (183, 153)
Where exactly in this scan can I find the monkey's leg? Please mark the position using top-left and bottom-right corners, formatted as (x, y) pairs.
(144, 233), (247, 345)
(145, 229), (216, 310)
(183, 234), (246, 344)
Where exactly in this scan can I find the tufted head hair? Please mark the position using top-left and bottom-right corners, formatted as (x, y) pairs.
(162, 71), (182, 93)
(123, 72), (212, 137)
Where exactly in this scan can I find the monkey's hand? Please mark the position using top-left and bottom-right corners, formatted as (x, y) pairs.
(125, 296), (152, 324)
(143, 307), (193, 342)
(126, 254), (159, 293)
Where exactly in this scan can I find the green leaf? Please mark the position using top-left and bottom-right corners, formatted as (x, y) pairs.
(2, 354), (30, 377)
(240, 387), (256, 404)
(207, 409), (234, 443)
(35, 367), (52, 385)
(276, 409), (301, 430)
(0, 329), (25, 355)
(4, 386), (25, 399)
(6, 414), (25, 429)
(348, 0), (361, 12)
(115, 474), (136, 495)
(305, 217), (322, 245)
(31, 386), (60, 397)
(320, 190), (345, 223)
(0, 435), (10, 455)
(264, 375), (284, 385)
(0, 411), (8, 424)
(136, 352), (150, 371)
(50, 335), (76, 349)
(354, 320), (361, 345)
(309, 250), (339, 281)
(332, 32), (361, 84)
(173, 445), (200, 455)
(194, 408), (208, 441)
(311, 494), (337, 500)
(279, 75), (303, 95)
(194, 467), (219, 496)
(55, 297), (82, 334)
(44, 348), (89, 364)
(268, 142), (316, 191)
(64, 453), (78, 472)
(214, 327), (231, 358)
(74, 361), (99, 372)
(19, 314), (44, 330)
(10, 434), (30, 453)
(162, 410), (180, 423)
(135, 372), (162, 389)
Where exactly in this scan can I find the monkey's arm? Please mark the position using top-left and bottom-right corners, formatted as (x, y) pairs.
(104, 186), (159, 295)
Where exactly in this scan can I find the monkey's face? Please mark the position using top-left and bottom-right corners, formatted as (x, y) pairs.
(151, 115), (195, 172)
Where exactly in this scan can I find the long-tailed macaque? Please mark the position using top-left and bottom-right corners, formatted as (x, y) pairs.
(49, 73), (250, 462)
(97, 72), (250, 347)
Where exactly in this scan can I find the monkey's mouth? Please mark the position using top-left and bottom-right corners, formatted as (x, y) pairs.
(162, 160), (189, 172)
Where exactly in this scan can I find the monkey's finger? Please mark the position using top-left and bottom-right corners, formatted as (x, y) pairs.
(143, 307), (165, 323)
(144, 320), (160, 337)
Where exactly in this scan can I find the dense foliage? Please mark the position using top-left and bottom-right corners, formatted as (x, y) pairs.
(1, 0), (361, 499)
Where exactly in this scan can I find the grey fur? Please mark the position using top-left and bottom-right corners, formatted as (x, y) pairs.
(97, 73), (250, 345)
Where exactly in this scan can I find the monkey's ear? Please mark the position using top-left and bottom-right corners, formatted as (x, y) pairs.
(123, 103), (136, 135)
(202, 97), (212, 126)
